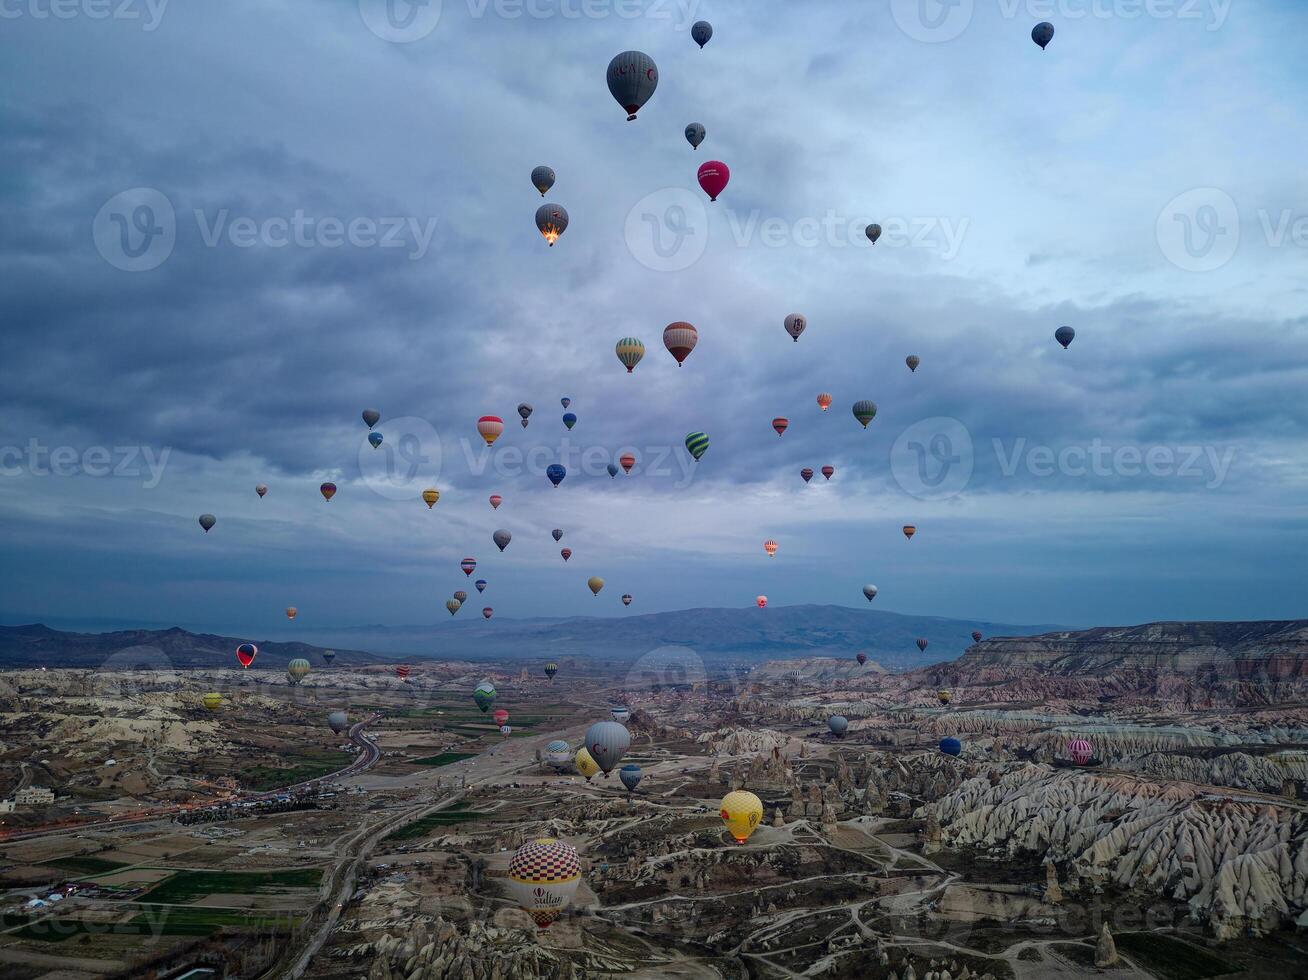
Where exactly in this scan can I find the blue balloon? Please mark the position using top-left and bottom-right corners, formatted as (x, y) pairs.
(607, 463), (618, 478)
(475, 579), (487, 593)
(619, 764), (642, 792)
(368, 432), (383, 448)
(563, 412), (577, 430)
(547, 464), (567, 487)
(939, 737), (962, 757)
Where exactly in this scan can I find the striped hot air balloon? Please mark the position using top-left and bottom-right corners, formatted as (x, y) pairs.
(852, 401), (877, 428)
(903, 525), (917, 540)
(507, 838), (582, 929)
(544, 740), (571, 769)
(816, 392), (832, 412)
(619, 453), (636, 474)
(821, 466), (834, 480)
(685, 431), (709, 461)
(202, 692), (223, 711)
(1068, 739), (1094, 765)
(286, 659), (310, 685)
(461, 558), (477, 576)
(477, 416), (505, 446)
(446, 598), (461, 616)
(396, 665), (411, 681)
(619, 764), (642, 792)
(663, 322), (698, 365)
(772, 417), (789, 436)
(615, 337), (645, 373)
(473, 679), (496, 712)
(763, 539), (778, 558)
(422, 488), (440, 509)
(800, 468), (813, 483)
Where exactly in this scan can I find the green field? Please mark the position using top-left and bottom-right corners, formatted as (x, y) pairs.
(42, 856), (129, 875)
(140, 868), (322, 905)
(1115, 933), (1238, 980)
(385, 807), (484, 842)
(411, 752), (477, 767)
(242, 750), (353, 791)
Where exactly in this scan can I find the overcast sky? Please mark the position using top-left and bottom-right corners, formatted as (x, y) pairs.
(1, 0), (1304, 633)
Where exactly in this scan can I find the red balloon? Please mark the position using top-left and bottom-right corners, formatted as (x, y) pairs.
(697, 160), (730, 201)
(772, 417), (789, 436)
(561, 548), (572, 562)
(493, 709), (509, 726)
(235, 643), (257, 669)
(821, 465), (835, 480)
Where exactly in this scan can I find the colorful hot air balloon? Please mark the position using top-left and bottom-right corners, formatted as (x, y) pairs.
(574, 747), (600, 781)
(1055, 325), (1075, 349)
(800, 468), (813, 484)
(772, 417), (789, 436)
(662, 321), (698, 365)
(545, 740), (571, 769)
(473, 679), (496, 713)
(938, 689), (952, 705)
(507, 838), (582, 929)
(478, 416), (505, 446)
(865, 223), (882, 244)
(546, 464), (566, 488)
(856, 652), (868, 666)
(202, 692), (223, 711)
(619, 764), (643, 792)
(939, 736), (962, 756)
(606, 50), (658, 121)
(684, 122), (705, 150)
(362, 409), (380, 428)
(489, 494), (503, 510)
(493, 529), (512, 551)
(821, 465), (834, 481)
(535, 203), (568, 246)
(454, 590), (468, 603)
(395, 665), (411, 681)
(697, 160), (729, 201)
(610, 706), (631, 724)
(972, 630), (983, 643)
(763, 539), (778, 557)
(784, 314), (807, 342)
(587, 576), (604, 595)
(562, 413), (577, 431)
(561, 548), (572, 562)
(327, 710), (349, 734)
(619, 453), (635, 474)
(685, 431), (709, 461)
(691, 20), (712, 47)
(422, 488), (440, 509)
(368, 432), (383, 449)
(198, 513), (216, 532)
(615, 337), (645, 373)
(493, 708), (509, 727)
(720, 790), (763, 844)
(906, 355), (920, 373)
(285, 607), (298, 620)
(446, 598), (461, 616)
(461, 557), (477, 576)
(1032, 21), (1054, 50)
(531, 165), (556, 197)
(552, 529), (564, 542)
(543, 662), (559, 681)
(482, 607), (493, 619)
(828, 715), (849, 737)
(235, 643), (257, 668)
(756, 595), (767, 608)
(816, 392), (832, 411)
(852, 401), (877, 428)
(475, 579), (487, 593)
(286, 659), (310, 685)
(902, 525), (917, 540)
(585, 720), (630, 774)
(863, 584), (878, 602)
(499, 724), (512, 738)
(621, 594), (633, 606)
(917, 638), (929, 652)
(1068, 739), (1093, 765)
(320, 482), (336, 501)
(255, 484), (267, 498)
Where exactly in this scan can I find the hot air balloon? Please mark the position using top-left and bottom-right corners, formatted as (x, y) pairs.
(619, 453), (635, 474)
(691, 20), (712, 47)
(473, 679), (496, 713)
(362, 409), (380, 428)
(763, 539), (778, 557)
(499, 724), (512, 738)
(368, 432), (383, 449)
(720, 790), (763, 844)
(621, 594), (632, 606)
(587, 576), (604, 595)
(619, 764), (643, 792)
(816, 392), (832, 412)
(422, 488), (440, 509)
(517, 403), (533, 428)
(856, 652), (868, 666)
(531, 165), (556, 197)
(606, 50), (658, 121)
(287, 659), (310, 685)
(828, 715), (849, 737)
(772, 418), (789, 436)
(865, 223), (882, 244)
(852, 401), (877, 428)
(916, 638), (929, 652)
(1032, 21), (1054, 49)
(545, 740), (571, 770)
(255, 484), (267, 498)
(756, 595), (767, 608)
(662, 321), (698, 365)
(493, 708), (509, 727)
(972, 630), (983, 643)
(784, 314), (807, 342)
(552, 529), (564, 542)
(535, 203), (568, 246)
(938, 689), (952, 705)
(610, 706), (631, 724)
(615, 337), (645, 373)
(286, 607), (298, 620)
(561, 397), (571, 409)
(697, 160), (729, 201)
(320, 482), (336, 501)
(585, 720), (630, 774)
(906, 355), (920, 373)
(821, 466), (834, 480)
(685, 431), (709, 461)
(328, 711), (349, 734)
(902, 525), (916, 540)
(493, 529), (512, 552)
(322, 651), (336, 665)
(478, 416), (505, 447)
(939, 736), (962, 757)
(800, 468), (813, 484)
(235, 643), (257, 668)
(507, 838), (582, 929)
(483, 607), (493, 619)
(1055, 325), (1075, 349)
(575, 747), (600, 781)
(863, 584), (878, 602)
(546, 464), (566, 488)
(1068, 739), (1093, 765)
(544, 662), (559, 681)
(561, 548), (572, 562)
(475, 579), (487, 593)
(489, 494), (503, 510)
(453, 589), (468, 603)
(396, 665), (411, 681)
(684, 122), (705, 150)
(202, 692), (223, 711)
(461, 557), (477, 576)
(562, 413), (577, 431)
(446, 598), (461, 616)
(198, 514), (216, 532)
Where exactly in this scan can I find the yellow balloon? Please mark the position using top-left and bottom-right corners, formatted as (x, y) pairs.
(574, 747), (600, 781)
(938, 689), (952, 705)
(587, 576), (605, 596)
(720, 790), (764, 844)
(422, 488), (440, 509)
(201, 693), (223, 711)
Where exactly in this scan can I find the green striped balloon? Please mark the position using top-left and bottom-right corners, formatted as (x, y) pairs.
(852, 400), (878, 428)
(685, 431), (709, 461)
(615, 337), (645, 373)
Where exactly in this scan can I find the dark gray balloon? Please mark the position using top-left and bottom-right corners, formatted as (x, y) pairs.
(585, 720), (630, 774)
(828, 715), (849, 736)
(552, 528), (563, 542)
(535, 204), (568, 246)
(531, 165), (555, 197)
(198, 514), (216, 532)
(362, 409), (380, 428)
(493, 529), (512, 552)
(1055, 325), (1075, 349)
(685, 122), (705, 149)
(1032, 22), (1054, 50)
(327, 711), (349, 734)
(865, 223), (882, 244)
(517, 403), (533, 428)
(607, 50), (658, 121)
(691, 21), (712, 48)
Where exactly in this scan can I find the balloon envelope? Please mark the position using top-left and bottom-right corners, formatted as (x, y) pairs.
(493, 529), (512, 551)
(772, 418), (789, 436)
(475, 579), (487, 593)
(574, 747), (600, 780)
(619, 453), (635, 473)
(615, 337), (645, 373)
(816, 392), (832, 411)
(461, 557), (477, 576)
(585, 720), (631, 774)
(828, 715), (849, 736)
(235, 643), (257, 668)
(1055, 325), (1075, 349)
(663, 321), (698, 365)
(473, 679), (497, 712)
(446, 598), (461, 616)
(619, 764), (643, 792)
(940, 736), (962, 757)
(562, 413), (577, 430)
(255, 485), (267, 498)
(785, 314), (807, 342)
(856, 652), (868, 665)
(320, 482), (336, 501)
(606, 50), (658, 120)
(422, 488), (440, 509)
(865, 223), (882, 244)
(368, 432), (383, 449)
(800, 468), (813, 483)
(328, 711), (349, 734)
(531, 165), (555, 197)
(685, 431), (709, 461)
(552, 529), (564, 542)
(286, 659), (310, 684)
(691, 20), (712, 46)
(756, 595), (767, 608)
(720, 790), (763, 844)
(535, 203), (568, 246)
(906, 355), (920, 372)
(1032, 21), (1055, 49)
(198, 514), (216, 532)
(587, 575), (603, 595)
(863, 584), (878, 601)
(697, 160), (729, 201)
(917, 638), (929, 652)
(610, 706), (631, 724)
(685, 122), (705, 149)
(202, 692), (223, 711)
(477, 416), (504, 446)
(852, 401), (877, 428)
(1068, 739), (1093, 765)
(507, 838), (581, 928)
(621, 594), (633, 606)
(546, 464), (566, 487)
(362, 409), (380, 428)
